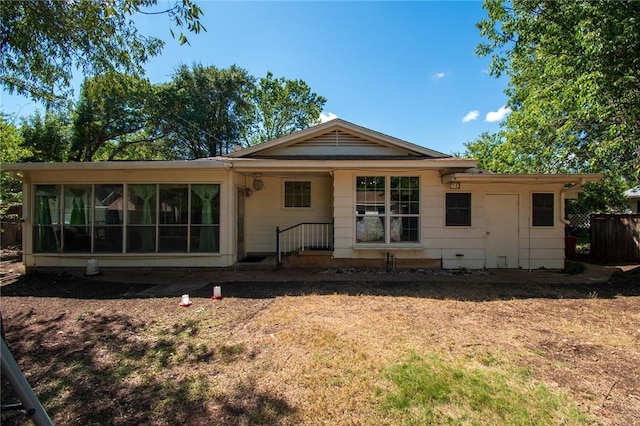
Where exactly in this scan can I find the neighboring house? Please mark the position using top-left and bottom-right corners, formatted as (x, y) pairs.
(2, 119), (601, 270)
(624, 186), (640, 213)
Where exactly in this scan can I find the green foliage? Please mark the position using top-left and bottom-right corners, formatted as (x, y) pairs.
(0, 0), (204, 104)
(20, 111), (70, 162)
(70, 72), (166, 161)
(243, 72), (327, 146)
(381, 353), (591, 425)
(157, 63), (255, 158)
(472, 0), (640, 211)
(0, 114), (30, 206)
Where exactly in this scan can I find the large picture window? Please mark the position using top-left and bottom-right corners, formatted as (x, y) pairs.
(159, 185), (189, 252)
(33, 185), (61, 253)
(32, 183), (220, 254)
(445, 193), (471, 226)
(191, 184), (220, 252)
(356, 176), (420, 244)
(127, 184), (157, 253)
(63, 185), (92, 252)
(94, 184), (124, 253)
(532, 193), (554, 226)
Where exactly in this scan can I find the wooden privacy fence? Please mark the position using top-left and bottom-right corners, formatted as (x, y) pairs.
(590, 214), (640, 262)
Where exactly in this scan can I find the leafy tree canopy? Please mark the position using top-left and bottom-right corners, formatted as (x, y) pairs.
(70, 72), (167, 161)
(0, 0), (204, 105)
(470, 0), (640, 211)
(157, 63), (256, 158)
(244, 72), (327, 146)
(0, 114), (31, 206)
(20, 110), (70, 162)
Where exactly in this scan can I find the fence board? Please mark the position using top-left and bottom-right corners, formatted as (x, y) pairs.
(590, 214), (640, 262)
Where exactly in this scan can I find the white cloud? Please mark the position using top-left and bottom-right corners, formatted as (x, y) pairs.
(462, 110), (480, 123)
(485, 106), (512, 122)
(320, 111), (338, 123)
(433, 72), (445, 80)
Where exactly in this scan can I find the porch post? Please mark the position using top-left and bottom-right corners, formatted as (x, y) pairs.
(276, 226), (281, 265)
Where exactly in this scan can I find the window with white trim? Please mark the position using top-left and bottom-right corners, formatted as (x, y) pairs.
(445, 193), (471, 226)
(284, 181), (311, 208)
(532, 193), (554, 226)
(355, 176), (420, 243)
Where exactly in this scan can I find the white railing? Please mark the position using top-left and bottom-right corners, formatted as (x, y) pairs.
(276, 222), (333, 264)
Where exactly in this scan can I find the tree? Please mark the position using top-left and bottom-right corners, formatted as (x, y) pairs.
(473, 0), (640, 210)
(243, 72), (327, 146)
(70, 72), (167, 161)
(20, 111), (71, 162)
(0, 0), (204, 104)
(158, 64), (255, 158)
(0, 114), (31, 207)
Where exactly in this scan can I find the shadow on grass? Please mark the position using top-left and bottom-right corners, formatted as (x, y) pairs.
(2, 267), (639, 302)
(0, 310), (297, 426)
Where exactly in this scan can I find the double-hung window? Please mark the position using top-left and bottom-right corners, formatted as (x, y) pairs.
(355, 176), (419, 244)
(532, 193), (554, 226)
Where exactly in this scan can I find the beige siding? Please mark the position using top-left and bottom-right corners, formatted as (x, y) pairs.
(244, 175), (333, 253)
(256, 130), (420, 157)
(333, 172), (568, 270)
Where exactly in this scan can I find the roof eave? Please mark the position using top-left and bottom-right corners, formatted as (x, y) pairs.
(1, 159), (229, 172)
(441, 173), (603, 185)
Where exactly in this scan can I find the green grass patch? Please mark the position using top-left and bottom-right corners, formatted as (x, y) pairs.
(379, 353), (592, 426)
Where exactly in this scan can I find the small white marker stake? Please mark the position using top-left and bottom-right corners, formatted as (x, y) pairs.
(179, 294), (192, 307)
(212, 286), (223, 300)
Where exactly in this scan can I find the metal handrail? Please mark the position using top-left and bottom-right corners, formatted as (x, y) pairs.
(276, 222), (333, 264)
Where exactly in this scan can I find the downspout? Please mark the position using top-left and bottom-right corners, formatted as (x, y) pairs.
(560, 178), (587, 226)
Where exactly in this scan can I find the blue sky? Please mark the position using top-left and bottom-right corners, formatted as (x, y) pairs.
(1, 0), (511, 155)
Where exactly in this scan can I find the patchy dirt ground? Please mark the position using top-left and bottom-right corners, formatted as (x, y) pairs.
(1, 249), (639, 425)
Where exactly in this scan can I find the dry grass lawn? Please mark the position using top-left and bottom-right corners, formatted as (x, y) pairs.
(1, 262), (639, 425)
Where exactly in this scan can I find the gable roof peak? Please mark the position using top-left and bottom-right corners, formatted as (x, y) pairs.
(227, 119), (449, 158)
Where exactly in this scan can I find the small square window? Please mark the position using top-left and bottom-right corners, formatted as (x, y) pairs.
(532, 193), (554, 226)
(446, 193), (471, 226)
(284, 181), (311, 208)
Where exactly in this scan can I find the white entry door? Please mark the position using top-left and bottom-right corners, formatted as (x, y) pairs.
(485, 194), (519, 268)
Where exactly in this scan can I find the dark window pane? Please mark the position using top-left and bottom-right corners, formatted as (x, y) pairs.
(127, 225), (156, 252)
(532, 193), (554, 226)
(33, 185), (61, 253)
(94, 184), (123, 253)
(284, 181), (311, 208)
(190, 225), (219, 252)
(63, 185), (92, 252)
(159, 225), (188, 252)
(446, 193), (471, 226)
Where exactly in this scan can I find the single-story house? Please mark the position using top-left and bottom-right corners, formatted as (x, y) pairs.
(624, 186), (640, 213)
(2, 119), (602, 271)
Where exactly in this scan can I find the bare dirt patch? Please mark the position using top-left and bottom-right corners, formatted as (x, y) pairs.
(1, 251), (639, 425)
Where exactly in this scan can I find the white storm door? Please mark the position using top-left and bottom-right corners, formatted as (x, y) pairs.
(485, 194), (519, 268)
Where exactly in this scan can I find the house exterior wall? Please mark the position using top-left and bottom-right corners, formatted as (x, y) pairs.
(244, 175), (333, 253)
(19, 168), (237, 269)
(333, 171), (567, 269)
(16, 166), (569, 271)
